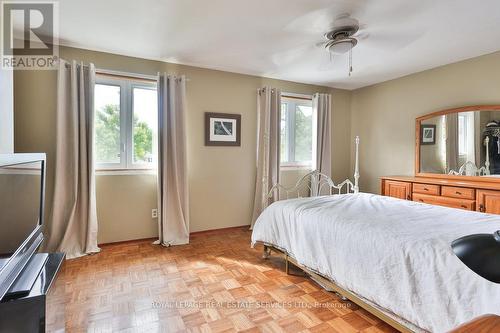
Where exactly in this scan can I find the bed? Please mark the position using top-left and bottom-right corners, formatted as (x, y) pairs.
(251, 137), (500, 332)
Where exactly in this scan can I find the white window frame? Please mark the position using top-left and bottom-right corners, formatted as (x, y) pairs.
(280, 95), (315, 168)
(457, 111), (475, 162)
(458, 114), (467, 156)
(95, 76), (157, 170)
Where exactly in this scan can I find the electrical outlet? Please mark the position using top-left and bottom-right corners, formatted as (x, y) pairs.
(151, 209), (158, 219)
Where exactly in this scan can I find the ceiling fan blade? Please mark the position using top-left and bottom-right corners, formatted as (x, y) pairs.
(356, 27), (425, 52)
(270, 36), (329, 68)
(350, 1), (432, 52)
(354, 0), (435, 25)
(285, 0), (432, 37)
(315, 41), (327, 48)
(284, 1), (365, 35)
(271, 43), (316, 67)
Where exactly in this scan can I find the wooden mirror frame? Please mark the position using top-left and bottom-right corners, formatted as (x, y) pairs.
(415, 105), (500, 181)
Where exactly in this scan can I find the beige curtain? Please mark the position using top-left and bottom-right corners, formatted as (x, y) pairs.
(45, 60), (100, 259)
(313, 93), (332, 178)
(251, 87), (281, 228)
(446, 113), (459, 172)
(157, 74), (189, 246)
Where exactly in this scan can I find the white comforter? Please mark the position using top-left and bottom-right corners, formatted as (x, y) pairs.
(251, 193), (500, 332)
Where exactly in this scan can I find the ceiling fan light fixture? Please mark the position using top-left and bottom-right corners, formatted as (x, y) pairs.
(322, 19), (360, 76)
(327, 38), (357, 55)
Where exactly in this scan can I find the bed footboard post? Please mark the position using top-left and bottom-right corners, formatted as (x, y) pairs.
(353, 136), (360, 193)
(263, 245), (271, 259)
(335, 292), (348, 302)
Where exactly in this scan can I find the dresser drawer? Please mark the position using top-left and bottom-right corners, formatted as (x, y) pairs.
(413, 193), (475, 211)
(413, 183), (440, 195)
(441, 186), (475, 200)
(383, 180), (412, 200)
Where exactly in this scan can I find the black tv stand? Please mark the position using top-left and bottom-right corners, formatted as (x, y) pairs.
(0, 252), (64, 333)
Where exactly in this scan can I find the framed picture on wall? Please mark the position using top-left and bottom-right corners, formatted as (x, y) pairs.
(420, 124), (436, 145)
(205, 112), (241, 146)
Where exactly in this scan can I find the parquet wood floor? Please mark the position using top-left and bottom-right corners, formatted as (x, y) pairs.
(47, 227), (398, 333)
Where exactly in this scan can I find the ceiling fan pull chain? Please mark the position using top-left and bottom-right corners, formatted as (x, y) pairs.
(349, 48), (353, 76)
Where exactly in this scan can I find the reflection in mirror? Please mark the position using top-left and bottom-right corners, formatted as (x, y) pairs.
(419, 110), (500, 176)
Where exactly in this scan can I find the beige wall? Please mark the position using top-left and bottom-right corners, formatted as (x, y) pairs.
(419, 116), (445, 174)
(15, 45), (500, 243)
(95, 174), (157, 243)
(14, 46), (352, 244)
(0, 68), (13, 153)
(16, 45), (500, 244)
(350, 51), (500, 194)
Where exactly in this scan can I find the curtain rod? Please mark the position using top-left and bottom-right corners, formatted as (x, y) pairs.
(97, 68), (157, 82)
(95, 68), (157, 82)
(63, 63), (190, 82)
(282, 92), (313, 100)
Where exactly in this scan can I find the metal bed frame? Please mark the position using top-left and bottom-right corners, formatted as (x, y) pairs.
(258, 244), (415, 333)
(256, 136), (416, 333)
(263, 136), (360, 207)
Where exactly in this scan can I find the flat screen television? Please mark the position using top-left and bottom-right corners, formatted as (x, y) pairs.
(0, 153), (46, 301)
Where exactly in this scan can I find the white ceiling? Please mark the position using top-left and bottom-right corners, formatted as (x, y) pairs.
(57, 0), (500, 89)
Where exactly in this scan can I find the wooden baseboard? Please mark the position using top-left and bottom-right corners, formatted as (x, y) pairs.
(190, 225), (250, 236)
(98, 225), (250, 247)
(98, 237), (157, 247)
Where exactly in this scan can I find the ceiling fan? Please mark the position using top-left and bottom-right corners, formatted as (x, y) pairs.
(318, 14), (362, 76)
(273, 2), (427, 78)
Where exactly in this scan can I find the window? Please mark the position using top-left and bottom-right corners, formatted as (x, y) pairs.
(458, 114), (467, 156)
(94, 76), (157, 169)
(280, 96), (314, 167)
(457, 111), (476, 163)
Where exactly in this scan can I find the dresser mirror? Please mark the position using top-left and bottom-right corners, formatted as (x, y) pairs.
(416, 105), (500, 179)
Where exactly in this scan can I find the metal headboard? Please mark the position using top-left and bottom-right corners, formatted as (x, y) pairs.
(448, 136), (491, 176)
(264, 136), (360, 204)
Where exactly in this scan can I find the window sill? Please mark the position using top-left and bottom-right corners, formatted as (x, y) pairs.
(96, 168), (157, 176)
(280, 164), (314, 171)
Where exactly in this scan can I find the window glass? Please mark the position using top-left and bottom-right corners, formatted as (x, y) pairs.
(95, 84), (121, 164)
(133, 87), (157, 164)
(458, 114), (466, 155)
(280, 97), (314, 167)
(94, 77), (157, 170)
(294, 105), (313, 163)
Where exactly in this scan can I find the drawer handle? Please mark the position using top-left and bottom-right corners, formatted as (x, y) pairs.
(455, 191), (462, 195)
(424, 188), (429, 191)
(479, 204), (485, 212)
(460, 205), (467, 208)
(419, 199), (424, 202)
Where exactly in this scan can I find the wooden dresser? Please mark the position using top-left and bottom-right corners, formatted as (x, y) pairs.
(381, 176), (500, 214)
